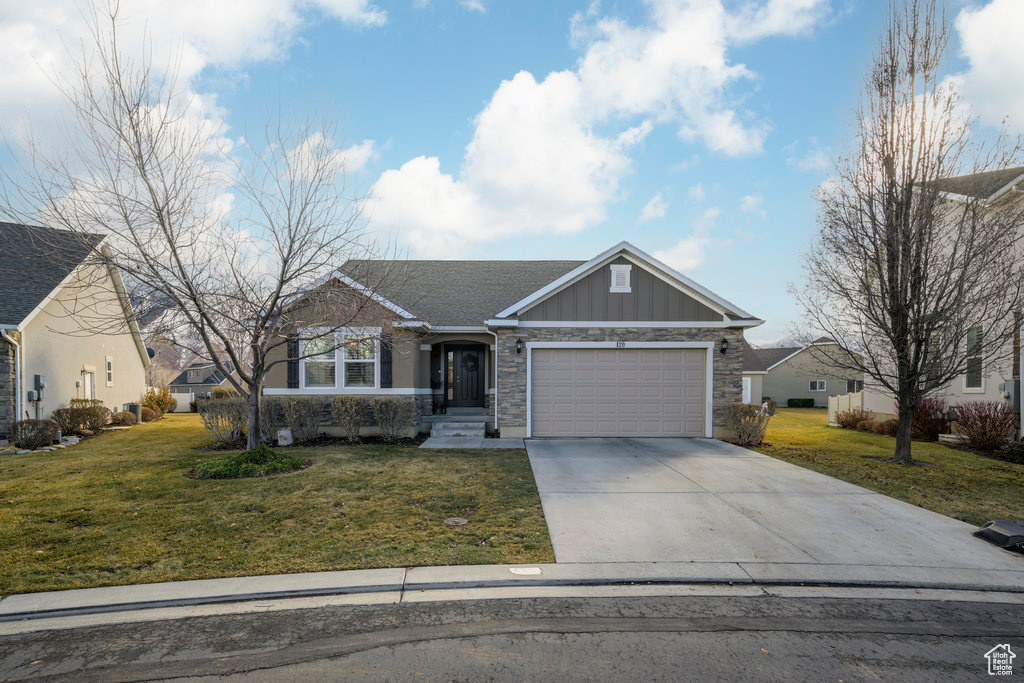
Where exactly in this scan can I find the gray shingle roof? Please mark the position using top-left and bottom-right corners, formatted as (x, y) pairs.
(339, 260), (585, 325)
(0, 222), (105, 326)
(743, 344), (767, 372)
(755, 346), (801, 369)
(928, 166), (1024, 200)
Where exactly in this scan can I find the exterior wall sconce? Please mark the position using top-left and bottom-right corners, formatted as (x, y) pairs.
(720, 337), (729, 354)
(515, 338), (525, 355)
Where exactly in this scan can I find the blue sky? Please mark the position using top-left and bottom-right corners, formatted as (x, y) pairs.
(3, 0), (1021, 344)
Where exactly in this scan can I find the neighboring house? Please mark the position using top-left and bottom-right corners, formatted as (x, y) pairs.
(925, 167), (1024, 408)
(756, 338), (864, 407)
(168, 360), (238, 405)
(858, 167), (1024, 418)
(0, 222), (151, 438)
(263, 241), (763, 438)
(742, 344), (767, 404)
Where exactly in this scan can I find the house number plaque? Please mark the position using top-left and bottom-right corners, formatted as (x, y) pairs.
(616, 341), (626, 348)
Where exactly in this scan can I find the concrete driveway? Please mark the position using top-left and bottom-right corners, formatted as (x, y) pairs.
(526, 438), (1024, 572)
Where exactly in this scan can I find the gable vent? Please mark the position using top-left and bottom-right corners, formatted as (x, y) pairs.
(610, 264), (632, 293)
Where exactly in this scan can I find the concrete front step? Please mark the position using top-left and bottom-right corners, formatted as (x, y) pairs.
(431, 423), (486, 437)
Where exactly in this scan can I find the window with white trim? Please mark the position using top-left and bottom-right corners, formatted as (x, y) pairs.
(105, 357), (113, 386)
(965, 325), (983, 390)
(302, 335), (336, 388)
(609, 264), (632, 293)
(809, 379), (826, 391)
(343, 332), (377, 387)
(846, 379), (863, 393)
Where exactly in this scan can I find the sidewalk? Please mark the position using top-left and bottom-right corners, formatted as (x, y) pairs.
(3, 560), (1024, 621)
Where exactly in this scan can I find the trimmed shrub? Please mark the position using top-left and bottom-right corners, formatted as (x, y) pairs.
(12, 420), (58, 449)
(191, 444), (308, 479)
(835, 408), (871, 429)
(63, 398), (110, 432)
(330, 395), (365, 442)
(371, 397), (418, 442)
(282, 397), (323, 443)
(189, 399), (199, 413)
(724, 403), (771, 447)
(855, 420), (874, 432)
(140, 407), (159, 422)
(142, 386), (175, 414)
(197, 397), (247, 447)
(169, 398), (178, 413)
(955, 401), (1016, 452)
(212, 387), (237, 399)
(912, 397), (948, 441)
(50, 407), (85, 435)
(871, 417), (898, 436)
(787, 398), (815, 408)
(996, 442), (1024, 465)
(110, 411), (137, 426)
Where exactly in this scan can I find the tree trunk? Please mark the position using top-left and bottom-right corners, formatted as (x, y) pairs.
(894, 401), (915, 465)
(246, 388), (261, 451)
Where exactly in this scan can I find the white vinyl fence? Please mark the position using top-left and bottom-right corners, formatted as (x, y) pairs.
(827, 391), (864, 426)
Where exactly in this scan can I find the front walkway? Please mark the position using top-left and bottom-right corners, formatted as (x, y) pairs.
(525, 438), (1024, 573)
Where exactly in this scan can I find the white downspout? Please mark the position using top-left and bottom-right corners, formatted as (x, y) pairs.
(1, 328), (21, 426)
(486, 329), (499, 436)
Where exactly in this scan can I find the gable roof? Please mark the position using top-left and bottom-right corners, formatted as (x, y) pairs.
(169, 361), (234, 386)
(337, 260), (584, 326)
(756, 346), (801, 370)
(0, 222), (106, 327)
(928, 166), (1024, 201)
(494, 241), (760, 324)
(742, 344), (768, 372)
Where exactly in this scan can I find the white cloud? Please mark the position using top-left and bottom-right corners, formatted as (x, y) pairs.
(652, 234), (709, 271)
(952, 0), (1024, 131)
(652, 206), (721, 271)
(688, 183), (707, 201)
(0, 1), (385, 147)
(338, 139), (378, 172)
(371, 0), (830, 256)
(639, 191), (668, 222)
(785, 137), (831, 171)
(740, 194), (765, 216)
(459, 0), (486, 12)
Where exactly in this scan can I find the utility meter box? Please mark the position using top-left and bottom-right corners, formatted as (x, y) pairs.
(999, 379), (1020, 413)
(34, 374), (46, 400)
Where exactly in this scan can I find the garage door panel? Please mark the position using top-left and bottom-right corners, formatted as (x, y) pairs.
(531, 347), (706, 437)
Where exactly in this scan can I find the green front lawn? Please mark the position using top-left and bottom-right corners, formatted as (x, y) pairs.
(755, 408), (1024, 526)
(0, 414), (553, 595)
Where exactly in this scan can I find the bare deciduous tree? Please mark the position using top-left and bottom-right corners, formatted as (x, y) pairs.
(2, 2), (402, 449)
(794, 0), (1024, 464)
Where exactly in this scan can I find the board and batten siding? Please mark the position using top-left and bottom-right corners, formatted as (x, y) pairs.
(519, 257), (722, 322)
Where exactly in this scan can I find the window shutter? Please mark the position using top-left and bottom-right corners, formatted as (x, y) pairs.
(380, 333), (393, 388)
(287, 335), (299, 389)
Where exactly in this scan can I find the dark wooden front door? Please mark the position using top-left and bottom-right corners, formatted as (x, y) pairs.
(446, 345), (485, 407)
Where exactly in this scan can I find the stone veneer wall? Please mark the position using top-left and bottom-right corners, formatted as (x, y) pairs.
(0, 333), (17, 440)
(494, 327), (745, 438)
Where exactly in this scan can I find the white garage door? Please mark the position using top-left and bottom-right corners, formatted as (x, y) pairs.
(530, 347), (707, 437)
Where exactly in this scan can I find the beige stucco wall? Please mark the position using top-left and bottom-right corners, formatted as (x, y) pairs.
(762, 344), (864, 407)
(20, 265), (147, 419)
(742, 372), (764, 404)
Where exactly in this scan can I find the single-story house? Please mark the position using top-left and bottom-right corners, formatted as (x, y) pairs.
(168, 359), (238, 409)
(0, 222), (150, 438)
(263, 241), (763, 438)
(755, 337), (864, 407)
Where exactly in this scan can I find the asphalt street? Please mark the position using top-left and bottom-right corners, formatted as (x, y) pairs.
(2, 591), (1022, 681)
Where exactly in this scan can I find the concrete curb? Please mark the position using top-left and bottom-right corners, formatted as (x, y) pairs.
(2, 561), (1023, 621)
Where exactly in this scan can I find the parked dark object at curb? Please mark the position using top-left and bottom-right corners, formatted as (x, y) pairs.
(974, 520), (1024, 551)
(787, 398), (814, 408)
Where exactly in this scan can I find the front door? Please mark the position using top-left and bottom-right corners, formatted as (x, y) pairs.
(446, 345), (484, 408)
